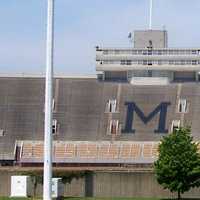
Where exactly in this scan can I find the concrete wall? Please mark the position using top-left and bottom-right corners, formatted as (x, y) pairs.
(134, 30), (168, 48)
(93, 172), (200, 198)
(0, 171), (85, 197)
(0, 171), (200, 198)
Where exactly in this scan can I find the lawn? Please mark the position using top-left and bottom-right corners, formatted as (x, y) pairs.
(0, 198), (199, 200)
(0, 198), (161, 200)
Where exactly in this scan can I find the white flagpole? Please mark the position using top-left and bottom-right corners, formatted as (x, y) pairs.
(43, 0), (54, 200)
(149, 0), (153, 29)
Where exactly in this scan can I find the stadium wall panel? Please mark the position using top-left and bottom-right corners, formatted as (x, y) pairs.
(0, 171), (200, 198)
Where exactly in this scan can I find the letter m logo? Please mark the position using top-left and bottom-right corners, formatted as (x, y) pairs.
(122, 102), (171, 134)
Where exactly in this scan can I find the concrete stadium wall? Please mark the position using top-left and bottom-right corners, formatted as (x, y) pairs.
(0, 171), (200, 198)
(93, 172), (200, 198)
(1, 78), (200, 158)
(0, 171), (85, 197)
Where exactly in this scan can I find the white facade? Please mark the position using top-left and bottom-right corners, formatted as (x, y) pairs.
(96, 30), (200, 84)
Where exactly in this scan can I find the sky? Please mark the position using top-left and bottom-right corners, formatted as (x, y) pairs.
(0, 0), (200, 75)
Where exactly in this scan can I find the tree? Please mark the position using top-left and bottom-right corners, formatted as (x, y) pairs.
(154, 127), (200, 199)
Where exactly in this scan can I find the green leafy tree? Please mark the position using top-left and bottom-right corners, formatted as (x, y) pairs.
(154, 127), (200, 199)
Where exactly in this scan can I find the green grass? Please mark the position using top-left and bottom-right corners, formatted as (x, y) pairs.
(0, 198), (159, 200)
(0, 198), (154, 200)
(0, 198), (199, 200)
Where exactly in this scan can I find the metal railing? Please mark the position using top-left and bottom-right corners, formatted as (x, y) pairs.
(97, 60), (200, 66)
(97, 49), (200, 56)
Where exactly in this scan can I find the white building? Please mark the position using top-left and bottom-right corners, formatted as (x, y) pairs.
(96, 30), (200, 85)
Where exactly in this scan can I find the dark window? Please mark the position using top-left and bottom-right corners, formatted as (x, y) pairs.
(52, 119), (58, 135)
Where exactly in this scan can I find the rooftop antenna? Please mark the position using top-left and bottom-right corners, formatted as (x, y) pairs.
(149, 0), (153, 29)
(43, 0), (54, 200)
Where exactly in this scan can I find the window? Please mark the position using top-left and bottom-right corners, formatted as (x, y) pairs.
(109, 120), (119, 135)
(143, 60), (148, 65)
(174, 60), (179, 65)
(171, 120), (180, 132)
(0, 130), (4, 137)
(186, 60), (191, 65)
(147, 70), (153, 77)
(138, 60), (143, 65)
(121, 60), (131, 65)
(148, 60), (152, 65)
(103, 50), (109, 55)
(143, 50), (148, 55)
(192, 60), (197, 65)
(178, 99), (188, 113)
(181, 60), (185, 65)
(127, 60), (132, 65)
(192, 50), (197, 55)
(132, 50), (137, 55)
(106, 99), (117, 113)
(121, 60), (126, 65)
(148, 50), (152, 55)
(52, 119), (58, 135)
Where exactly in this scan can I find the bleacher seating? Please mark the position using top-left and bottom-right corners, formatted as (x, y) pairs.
(22, 142), (33, 158)
(19, 141), (159, 163)
(0, 77), (200, 162)
(19, 140), (200, 164)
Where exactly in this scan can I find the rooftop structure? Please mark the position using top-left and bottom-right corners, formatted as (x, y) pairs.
(96, 30), (200, 85)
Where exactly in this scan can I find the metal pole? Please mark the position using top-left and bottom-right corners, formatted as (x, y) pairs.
(43, 0), (54, 200)
(149, 0), (153, 29)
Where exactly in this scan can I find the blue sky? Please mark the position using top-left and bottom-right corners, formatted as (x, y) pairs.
(0, 0), (200, 75)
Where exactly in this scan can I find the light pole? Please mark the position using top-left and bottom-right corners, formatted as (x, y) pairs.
(149, 0), (153, 29)
(43, 0), (54, 200)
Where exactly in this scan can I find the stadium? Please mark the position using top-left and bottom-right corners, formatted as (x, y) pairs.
(0, 30), (200, 198)
(1, 1), (200, 199)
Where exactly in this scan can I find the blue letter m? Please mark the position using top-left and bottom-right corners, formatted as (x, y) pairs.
(122, 102), (171, 134)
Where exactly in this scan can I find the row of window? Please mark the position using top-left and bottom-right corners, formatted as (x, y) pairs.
(58, 99), (189, 135)
(105, 98), (188, 114)
(0, 98), (188, 137)
(99, 60), (200, 65)
(108, 119), (182, 135)
(0, 119), (58, 137)
(106, 98), (188, 135)
(101, 49), (200, 56)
